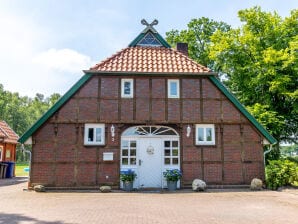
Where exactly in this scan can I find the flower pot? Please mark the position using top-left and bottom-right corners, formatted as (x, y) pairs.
(167, 180), (177, 191)
(123, 181), (133, 191)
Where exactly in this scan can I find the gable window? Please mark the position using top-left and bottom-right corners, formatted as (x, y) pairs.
(168, 79), (179, 98)
(84, 124), (105, 145)
(137, 32), (162, 47)
(195, 124), (215, 145)
(121, 79), (133, 98)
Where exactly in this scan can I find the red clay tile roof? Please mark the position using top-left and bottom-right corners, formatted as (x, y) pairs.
(0, 121), (19, 144)
(89, 46), (212, 74)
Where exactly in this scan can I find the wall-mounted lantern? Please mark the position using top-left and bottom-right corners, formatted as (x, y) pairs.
(186, 125), (191, 138)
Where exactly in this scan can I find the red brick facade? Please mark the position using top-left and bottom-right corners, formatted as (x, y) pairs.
(30, 76), (265, 188)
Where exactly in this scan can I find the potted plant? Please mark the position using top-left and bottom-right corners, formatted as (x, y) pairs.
(120, 169), (137, 191)
(163, 169), (182, 191)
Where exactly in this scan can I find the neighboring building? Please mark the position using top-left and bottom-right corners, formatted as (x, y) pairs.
(0, 120), (19, 164)
(19, 20), (276, 189)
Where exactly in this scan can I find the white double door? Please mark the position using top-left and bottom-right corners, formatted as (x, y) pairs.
(121, 136), (180, 188)
(138, 138), (163, 188)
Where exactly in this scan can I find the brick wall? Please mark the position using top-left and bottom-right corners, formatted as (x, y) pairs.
(30, 75), (265, 188)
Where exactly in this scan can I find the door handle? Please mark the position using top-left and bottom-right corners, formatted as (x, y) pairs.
(139, 159), (142, 166)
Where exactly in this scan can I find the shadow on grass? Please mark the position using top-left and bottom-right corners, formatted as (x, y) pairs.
(0, 212), (66, 224)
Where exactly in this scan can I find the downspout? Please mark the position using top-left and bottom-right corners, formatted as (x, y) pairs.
(263, 144), (273, 168)
(21, 144), (31, 188)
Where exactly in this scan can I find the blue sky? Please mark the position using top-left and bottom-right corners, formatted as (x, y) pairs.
(0, 0), (297, 97)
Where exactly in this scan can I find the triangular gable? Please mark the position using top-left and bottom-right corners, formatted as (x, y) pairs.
(129, 20), (171, 48)
(18, 20), (277, 145)
(209, 76), (277, 144)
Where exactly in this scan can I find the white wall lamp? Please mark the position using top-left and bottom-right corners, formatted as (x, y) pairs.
(186, 125), (191, 138)
(111, 125), (115, 142)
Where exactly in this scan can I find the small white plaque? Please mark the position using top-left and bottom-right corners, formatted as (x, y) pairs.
(103, 152), (113, 161)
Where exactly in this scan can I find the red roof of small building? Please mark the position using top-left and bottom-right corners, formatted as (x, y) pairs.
(89, 46), (211, 74)
(0, 121), (19, 144)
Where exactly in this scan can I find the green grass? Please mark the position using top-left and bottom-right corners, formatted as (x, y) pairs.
(15, 163), (29, 177)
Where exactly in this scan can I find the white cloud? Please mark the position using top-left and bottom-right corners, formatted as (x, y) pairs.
(33, 48), (93, 73)
(0, 10), (93, 97)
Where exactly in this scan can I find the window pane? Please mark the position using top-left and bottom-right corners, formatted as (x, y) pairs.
(122, 140), (129, 148)
(130, 149), (136, 156)
(172, 158), (179, 164)
(170, 82), (177, 96)
(164, 149), (170, 156)
(198, 128), (204, 141)
(88, 128), (94, 141)
(172, 149), (178, 156)
(130, 141), (136, 148)
(164, 141), (170, 147)
(122, 149), (128, 156)
(122, 158), (128, 165)
(124, 82), (131, 95)
(95, 128), (102, 142)
(164, 158), (171, 165)
(172, 141), (178, 147)
(206, 128), (213, 141)
(130, 158), (136, 165)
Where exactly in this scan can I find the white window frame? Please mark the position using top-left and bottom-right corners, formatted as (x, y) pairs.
(121, 79), (134, 98)
(120, 139), (137, 166)
(163, 139), (179, 166)
(195, 124), (215, 145)
(0, 146), (2, 161)
(168, 79), (180, 98)
(84, 124), (105, 145)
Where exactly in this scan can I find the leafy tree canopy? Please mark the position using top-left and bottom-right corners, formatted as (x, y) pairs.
(166, 7), (298, 145)
(166, 17), (230, 70)
(0, 83), (60, 136)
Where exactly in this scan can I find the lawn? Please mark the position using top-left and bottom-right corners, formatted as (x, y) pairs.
(15, 163), (29, 177)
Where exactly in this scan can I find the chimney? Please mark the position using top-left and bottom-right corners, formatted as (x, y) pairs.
(176, 43), (188, 56)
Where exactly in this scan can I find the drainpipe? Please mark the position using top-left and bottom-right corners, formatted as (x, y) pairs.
(263, 144), (273, 168)
(21, 144), (31, 188)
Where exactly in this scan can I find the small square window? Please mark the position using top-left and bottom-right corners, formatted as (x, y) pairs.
(164, 158), (171, 164)
(84, 124), (105, 145)
(168, 79), (180, 98)
(164, 141), (170, 147)
(164, 149), (171, 156)
(122, 158), (128, 165)
(172, 158), (179, 164)
(172, 149), (178, 156)
(130, 158), (136, 165)
(122, 149), (128, 156)
(195, 124), (215, 145)
(121, 79), (133, 98)
(130, 149), (136, 156)
(130, 141), (136, 148)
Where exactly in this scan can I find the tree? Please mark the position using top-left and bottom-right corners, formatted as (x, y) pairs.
(165, 8), (297, 161)
(166, 17), (230, 70)
(0, 84), (61, 136)
(209, 7), (298, 147)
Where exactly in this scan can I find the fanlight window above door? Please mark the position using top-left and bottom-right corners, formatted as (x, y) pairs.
(122, 126), (178, 137)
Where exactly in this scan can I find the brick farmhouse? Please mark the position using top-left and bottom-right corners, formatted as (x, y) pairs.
(19, 21), (276, 189)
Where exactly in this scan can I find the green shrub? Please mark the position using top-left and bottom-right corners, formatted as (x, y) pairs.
(265, 159), (298, 190)
(286, 156), (298, 164)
